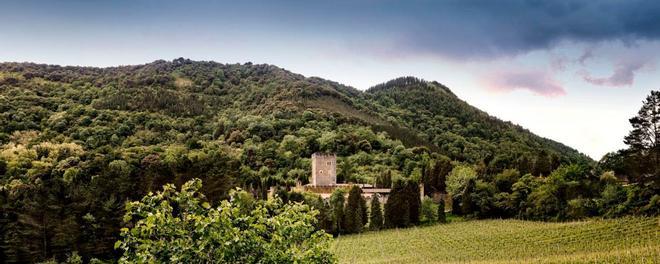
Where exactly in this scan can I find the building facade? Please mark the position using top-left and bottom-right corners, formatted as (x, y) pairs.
(310, 152), (337, 186)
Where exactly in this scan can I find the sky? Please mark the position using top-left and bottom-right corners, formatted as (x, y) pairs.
(1, 0), (660, 159)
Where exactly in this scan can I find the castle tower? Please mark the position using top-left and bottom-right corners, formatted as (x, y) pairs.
(311, 153), (336, 186)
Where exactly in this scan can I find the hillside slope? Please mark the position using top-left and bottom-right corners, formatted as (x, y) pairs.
(0, 59), (589, 171)
(364, 77), (591, 173)
(0, 59), (590, 261)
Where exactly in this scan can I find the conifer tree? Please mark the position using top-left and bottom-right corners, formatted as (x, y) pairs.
(461, 178), (476, 215)
(438, 197), (446, 223)
(406, 182), (421, 225)
(359, 194), (368, 227)
(344, 185), (365, 234)
(329, 188), (346, 235)
(624, 90), (660, 184)
(384, 181), (409, 228)
(369, 194), (383, 230)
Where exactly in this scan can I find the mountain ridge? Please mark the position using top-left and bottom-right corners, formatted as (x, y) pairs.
(0, 59), (590, 166)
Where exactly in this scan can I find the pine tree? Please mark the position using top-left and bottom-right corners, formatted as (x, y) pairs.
(369, 194), (383, 230)
(624, 90), (660, 184)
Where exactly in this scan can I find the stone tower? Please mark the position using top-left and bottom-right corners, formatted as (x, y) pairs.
(311, 153), (337, 186)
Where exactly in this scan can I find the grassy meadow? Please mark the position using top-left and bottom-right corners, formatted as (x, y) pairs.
(333, 217), (660, 263)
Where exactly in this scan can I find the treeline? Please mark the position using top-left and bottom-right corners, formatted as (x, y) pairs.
(276, 181), (431, 236)
(450, 164), (658, 220)
(450, 90), (659, 220)
(283, 157), (657, 239)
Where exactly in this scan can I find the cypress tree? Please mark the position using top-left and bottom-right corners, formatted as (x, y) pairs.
(385, 181), (409, 228)
(438, 197), (446, 223)
(359, 194), (368, 227)
(329, 188), (346, 235)
(343, 185), (364, 234)
(425, 157), (452, 196)
(313, 196), (333, 234)
(436, 158), (451, 194)
(406, 182), (421, 225)
(423, 162), (433, 196)
(452, 194), (462, 215)
(369, 194), (383, 230)
(461, 178), (476, 215)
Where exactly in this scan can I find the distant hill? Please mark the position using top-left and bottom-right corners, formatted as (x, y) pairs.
(0, 59), (590, 177)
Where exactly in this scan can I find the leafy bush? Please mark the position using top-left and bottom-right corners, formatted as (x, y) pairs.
(115, 179), (336, 263)
(447, 165), (477, 195)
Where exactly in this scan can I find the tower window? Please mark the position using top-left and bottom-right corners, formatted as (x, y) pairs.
(327, 161), (332, 166)
(319, 170), (323, 174)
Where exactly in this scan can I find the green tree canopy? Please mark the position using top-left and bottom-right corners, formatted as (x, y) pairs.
(115, 179), (336, 263)
(624, 90), (660, 185)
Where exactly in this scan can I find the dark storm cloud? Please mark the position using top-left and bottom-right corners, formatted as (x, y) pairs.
(3, 0), (659, 60)
(377, 0), (660, 59)
(281, 0), (660, 59)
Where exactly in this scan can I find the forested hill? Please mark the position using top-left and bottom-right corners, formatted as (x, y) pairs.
(0, 59), (589, 261)
(0, 59), (589, 170)
(363, 77), (591, 172)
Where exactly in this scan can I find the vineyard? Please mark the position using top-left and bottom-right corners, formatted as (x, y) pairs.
(333, 217), (660, 263)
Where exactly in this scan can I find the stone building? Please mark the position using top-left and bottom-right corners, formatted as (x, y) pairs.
(310, 152), (337, 186)
(302, 152), (391, 203)
(285, 153), (423, 204)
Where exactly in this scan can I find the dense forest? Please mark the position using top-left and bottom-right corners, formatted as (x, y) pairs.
(0, 59), (656, 262)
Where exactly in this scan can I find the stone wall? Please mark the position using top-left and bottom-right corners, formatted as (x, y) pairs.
(311, 153), (336, 186)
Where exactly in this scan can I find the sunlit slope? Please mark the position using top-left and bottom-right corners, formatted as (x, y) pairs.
(333, 217), (660, 263)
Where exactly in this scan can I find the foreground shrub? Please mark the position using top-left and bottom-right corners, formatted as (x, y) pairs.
(115, 178), (336, 263)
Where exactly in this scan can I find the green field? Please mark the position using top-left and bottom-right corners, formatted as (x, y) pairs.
(333, 217), (660, 263)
